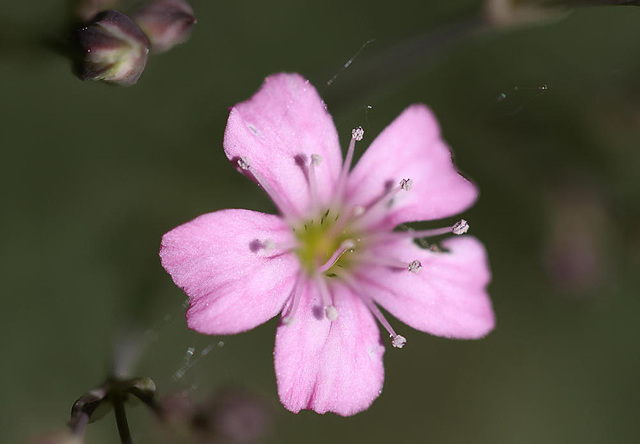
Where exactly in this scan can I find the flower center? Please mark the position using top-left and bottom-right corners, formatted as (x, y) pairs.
(293, 213), (357, 276)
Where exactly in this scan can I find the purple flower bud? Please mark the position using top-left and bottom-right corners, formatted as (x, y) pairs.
(542, 180), (612, 295)
(131, 0), (196, 54)
(73, 10), (150, 86)
(74, 0), (122, 22)
(484, 0), (563, 27)
(153, 389), (271, 442)
(208, 389), (271, 443)
(25, 430), (83, 444)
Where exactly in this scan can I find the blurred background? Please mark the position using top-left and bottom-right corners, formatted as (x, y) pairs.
(2, 0), (640, 442)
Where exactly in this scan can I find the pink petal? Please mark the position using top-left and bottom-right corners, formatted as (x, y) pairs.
(346, 105), (478, 229)
(224, 73), (343, 218)
(274, 280), (385, 416)
(160, 209), (299, 335)
(355, 235), (494, 339)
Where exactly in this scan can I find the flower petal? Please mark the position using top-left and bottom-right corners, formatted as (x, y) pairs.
(160, 209), (299, 335)
(224, 73), (343, 218)
(346, 104), (478, 229)
(355, 235), (494, 339)
(274, 280), (385, 416)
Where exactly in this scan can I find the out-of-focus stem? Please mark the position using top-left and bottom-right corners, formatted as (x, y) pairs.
(113, 395), (132, 444)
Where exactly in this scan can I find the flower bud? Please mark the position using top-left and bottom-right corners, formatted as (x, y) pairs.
(207, 388), (271, 443)
(74, 0), (122, 22)
(72, 10), (150, 86)
(25, 430), (83, 444)
(131, 0), (196, 53)
(126, 376), (157, 404)
(153, 388), (271, 443)
(484, 0), (565, 27)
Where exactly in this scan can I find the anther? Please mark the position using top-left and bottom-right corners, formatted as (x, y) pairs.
(352, 126), (364, 141)
(307, 154), (322, 214)
(359, 255), (422, 272)
(379, 219), (472, 242)
(237, 157), (250, 170)
(400, 178), (413, 191)
(236, 156), (296, 221)
(392, 335), (407, 348)
(262, 239), (275, 252)
(351, 178), (414, 229)
(325, 305), (339, 321)
(282, 273), (304, 326)
(330, 126), (364, 213)
(452, 219), (469, 235)
(258, 239), (298, 254)
(356, 294), (406, 350)
(407, 260), (422, 273)
(315, 275), (339, 322)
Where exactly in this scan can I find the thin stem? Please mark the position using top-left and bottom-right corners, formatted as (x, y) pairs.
(113, 395), (132, 444)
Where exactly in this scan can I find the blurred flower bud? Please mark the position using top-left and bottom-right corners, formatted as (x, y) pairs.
(157, 392), (197, 422)
(153, 388), (271, 443)
(72, 10), (150, 86)
(69, 387), (109, 425)
(542, 180), (613, 295)
(131, 0), (196, 53)
(68, 375), (158, 437)
(25, 430), (83, 444)
(207, 388), (271, 443)
(74, 0), (122, 22)
(484, 0), (565, 27)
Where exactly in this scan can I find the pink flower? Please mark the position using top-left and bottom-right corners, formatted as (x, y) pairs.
(160, 73), (495, 416)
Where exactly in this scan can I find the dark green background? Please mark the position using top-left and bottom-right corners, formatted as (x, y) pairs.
(2, 1), (639, 442)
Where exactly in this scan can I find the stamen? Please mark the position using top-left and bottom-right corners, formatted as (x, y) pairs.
(391, 335), (407, 348)
(400, 178), (413, 191)
(360, 294), (406, 349)
(369, 219), (472, 243)
(405, 219), (471, 238)
(330, 126), (364, 213)
(259, 239), (299, 253)
(237, 157), (296, 220)
(262, 239), (275, 252)
(352, 178), (412, 228)
(307, 154), (322, 215)
(337, 272), (407, 347)
(342, 127), (363, 177)
(315, 275), (338, 321)
(317, 239), (355, 273)
(282, 272), (304, 325)
(352, 126), (364, 141)
(237, 157), (250, 170)
(358, 255), (422, 273)
(325, 305), (338, 321)
(407, 260), (423, 273)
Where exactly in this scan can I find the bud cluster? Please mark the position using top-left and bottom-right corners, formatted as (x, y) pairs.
(71, 0), (196, 86)
(59, 375), (271, 443)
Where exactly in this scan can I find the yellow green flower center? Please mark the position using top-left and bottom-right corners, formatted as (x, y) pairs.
(293, 214), (358, 276)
